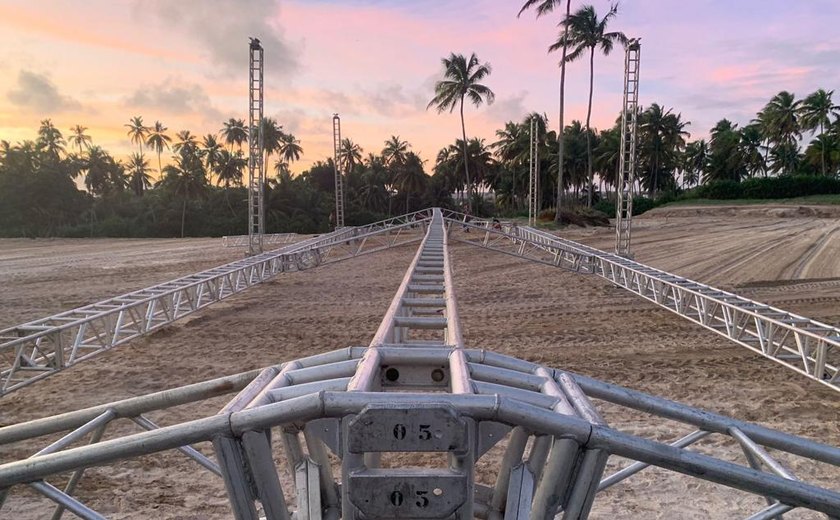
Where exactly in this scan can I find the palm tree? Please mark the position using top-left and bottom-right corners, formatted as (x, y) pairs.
(394, 151), (428, 212)
(125, 116), (149, 155)
(220, 118), (248, 152)
(146, 121), (171, 175)
(739, 124), (766, 178)
(340, 138), (364, 173)
(36, 119), (66, 164)
(162, 150), (208, 238)
(68, 125), (92, 156)
(201, 134), (223, 173)
(800, 89), (840, 175)
(682, 140), (708, 187)
(382, 135), (410, 166)
(173, 130), (198, 155)
(519, 0), (573, 222)
(278, 132), (303, 165)
(550, 3), (626, 206)
(128, 153), (152, 196)
(636, 104), (690, 195)
(259, 117), (283, 173)
(762, 91), (802, 168)
(427, 52), (495, 213)
(216, 150), (246, 188)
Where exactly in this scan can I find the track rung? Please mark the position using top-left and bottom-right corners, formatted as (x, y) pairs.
(394, 316), (447, 329)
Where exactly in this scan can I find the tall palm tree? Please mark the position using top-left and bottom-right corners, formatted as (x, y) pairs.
(763, 91), (802, 148)
(36, 119), (66, 163)
(638, 103), (689, 195)
(173, 130), (198, 155)
(259, 117), (283, 173)
(800, 89), (840, 175)
(427, 52), (495, 212)
(519, 0), (572, 222)
(682, 140), (708, 187)
(340, 138), (364, 173)
(216, 150), (246, 188)
(550, 3), (626, 206)
(395, 151), (428, 213)
(162, 150), (207, 238)
(739, 124), (766, 178)
(278, 132), (303, 165)
(201, 134), (223, 173)
(128, 153), (152, 196)
(68, 125), (92, 156)
(382, 135), (410, 166)
(125, 116), (149, 155)
(146, 121), (171, 175)
(220, 118), (249, 152)
(84, 146), (111, 196)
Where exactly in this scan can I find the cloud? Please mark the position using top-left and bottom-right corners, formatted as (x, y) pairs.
(125, 80), (222, 122)
(139, 0), (301, 79)
(7, 70), (81, 112)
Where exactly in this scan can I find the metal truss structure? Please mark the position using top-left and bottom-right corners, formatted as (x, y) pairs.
(615, 38), (640, 258)
(528, 116), (540, 227)
(1, 210), (839, 519)
(332, 114), (345, 229)
(0, 211), (434, 395)
(222, 233), (299, 248)
(248, 38), (266, 256)
(3, 208), (838, 398)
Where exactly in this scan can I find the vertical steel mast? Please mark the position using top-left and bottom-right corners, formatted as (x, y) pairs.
(615, 38), (641, 258)
(332, 114), (345, 229)
(528, 116), (540, 227)
(247, 38), (265, 256)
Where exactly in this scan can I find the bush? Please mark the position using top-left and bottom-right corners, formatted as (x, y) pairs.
(691, 176), (840, 201)
(696, 180), (744, 199)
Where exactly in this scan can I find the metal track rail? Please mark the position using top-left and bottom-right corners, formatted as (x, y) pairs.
(0, 211), (434, 395)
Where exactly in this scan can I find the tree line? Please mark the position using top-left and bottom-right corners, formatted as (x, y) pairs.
(2, 1), (839, 237)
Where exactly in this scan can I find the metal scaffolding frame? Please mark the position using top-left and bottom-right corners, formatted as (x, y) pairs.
(528, 116), (540, 227)
(248, 37), (266, 256)
(223, 233), (298, 248)
(1, 211), (838, 519)
(332, 114), (345, 229)
(0, 211), (433, 395)
(3, 209), (838, 397)
(615, 38), (641, 258)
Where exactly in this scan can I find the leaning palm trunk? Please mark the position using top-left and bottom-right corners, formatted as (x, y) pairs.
(554, 0), (571, 223)
(585, 47), (595, 207)
(459, 97), (472, 213)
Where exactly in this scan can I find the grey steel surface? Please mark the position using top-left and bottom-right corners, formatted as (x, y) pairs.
(528, 115), (540, 227)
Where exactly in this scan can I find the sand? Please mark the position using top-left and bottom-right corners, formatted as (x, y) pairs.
(1, 206), (839, 519)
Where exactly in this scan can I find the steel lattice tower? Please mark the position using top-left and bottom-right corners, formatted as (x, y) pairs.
(332, 114), (345, 229)
(615, 38), (641, 258)
(528, 116), (540, 227)
(247, 38), (265, 256)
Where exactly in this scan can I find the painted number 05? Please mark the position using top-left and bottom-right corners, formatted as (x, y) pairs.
(392, 424), (432, 440)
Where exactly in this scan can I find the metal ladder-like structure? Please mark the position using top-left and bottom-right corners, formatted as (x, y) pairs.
(528, 116), (540, 227)
(247, 37), (266, 256)
(332, 114), (345, 229)
(2, 210), (840, 519)
(615, 38), (640, 258)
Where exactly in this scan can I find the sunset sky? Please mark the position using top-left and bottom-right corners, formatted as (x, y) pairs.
(1, 0), (838, 175)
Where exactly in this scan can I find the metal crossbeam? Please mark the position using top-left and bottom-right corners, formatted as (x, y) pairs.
(222, 233), (298, 248)
(1, 212), (839, 519)
(0, 211), (434, 395)
(615, 38), (640, 258)
(247, 37), (266, 256)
